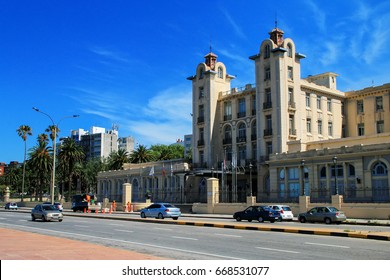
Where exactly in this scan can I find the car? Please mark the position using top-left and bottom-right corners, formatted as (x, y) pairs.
(31, 204), (63, 222)
(5, 202), (18, 210)
(43, 201), (63, 211)
(233, 205), (280, 223)
(140, 203), (181, 220)
(298, 206), (347, 224)
(268, 205), (294, 221)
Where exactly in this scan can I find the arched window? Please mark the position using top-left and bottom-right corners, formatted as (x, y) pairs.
(218, 67), (223, 78)
(224, 125), (232, 140)
(320, 166), (326, 178)
(371, 161), (389, 201)
(372, 162), (388, 175)
(199, 68), (204, 79)
(251, 121), (256, 139)
(287, 43), (293, 58)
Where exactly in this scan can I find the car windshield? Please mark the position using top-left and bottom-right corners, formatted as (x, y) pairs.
(163, 204), (174, 208)
(42, 205), (57, 211)
(282, 206), (291, 211)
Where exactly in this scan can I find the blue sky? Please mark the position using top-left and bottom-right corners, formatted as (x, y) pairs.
(1, 0), (390, 163)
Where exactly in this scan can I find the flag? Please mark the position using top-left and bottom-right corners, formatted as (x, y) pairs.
(170, 163), (173, 176)
(162, 164), (166, 177)
(149, 166), (154, 176)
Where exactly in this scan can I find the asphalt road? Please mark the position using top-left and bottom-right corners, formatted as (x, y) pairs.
(1, 211), (389, 260)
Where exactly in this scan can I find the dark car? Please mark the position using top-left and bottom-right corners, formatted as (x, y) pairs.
(298, 206), (347, 224)
(233, 206), (280, 223)
(140, 203), (181, 220)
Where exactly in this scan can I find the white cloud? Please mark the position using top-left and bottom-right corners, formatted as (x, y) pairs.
(221, 9), (247, 40)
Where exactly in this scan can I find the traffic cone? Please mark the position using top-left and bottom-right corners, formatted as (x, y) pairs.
(102, 208), (105, 214)
(83, 208), (86, 213)
(95, 209), (98, 214)
(109, 205), (112, 214)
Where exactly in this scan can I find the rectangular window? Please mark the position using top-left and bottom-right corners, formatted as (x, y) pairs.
(288, 167), (299, 180)
(318, 120), (323, 135)
(251, 95), (256, 115)
(266, 141), (272, 156)
(252, 143), (257, 160)
(288, 66), (293, 80)
(265, 67), (271, 81)
(224, 101), (232, 121)
(306, 93), (311, 107)
(327, 98), (332, 112)
(358, 123), (364, 136)
(266, 115), (272, 129)
(316, 96), (322, 110)
(199, 87), (204, 99)
(238, 146), (246, 161)
(306, 118), (312, 133)
(288, 88), (294, 107)
(377, 120), (384, 134)
(238, 98), (246, 118)
(376, 96), (383, 111)
(328, 122), (333, 136)
(289, 115), (295, 135)
(357, 100), (364, 114)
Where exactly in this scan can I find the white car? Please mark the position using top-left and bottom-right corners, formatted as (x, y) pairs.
(268, 205), (294, 221)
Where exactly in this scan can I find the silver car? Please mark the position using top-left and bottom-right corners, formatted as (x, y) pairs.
(140, 203), (181, 220)
(298, 206), (346, 224)
(31, 204), (63, 222)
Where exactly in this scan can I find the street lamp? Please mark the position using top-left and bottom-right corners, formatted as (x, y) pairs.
(249, 163), (253, 196)
(32, 107), (79, 204)
(332, 155), (338, 195)
(301, 159), (305, 196)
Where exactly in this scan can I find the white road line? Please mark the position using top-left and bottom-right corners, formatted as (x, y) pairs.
(108, 223), (124, 227)
(154, 227), (173, 231)
(256, 247), (300, 254)
(305, 242), (350, 249)
(172, 236), (198, 241)
(74, 225), (89, 228)
(114, 229), (134, 233)
(214, 233), (242, 238)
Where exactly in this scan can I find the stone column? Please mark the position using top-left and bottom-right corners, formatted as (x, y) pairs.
(332, 194), (343, 210)
(122, 183), (133, 211)
(299, 195), (310, 214)
(207, 178), (219, 214)
(4, 187), (10, 203)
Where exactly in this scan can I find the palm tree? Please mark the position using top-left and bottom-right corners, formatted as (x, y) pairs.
(58, 138), (85, 200)
(16, 125), (32, 201)
(82, 157), (107, 194)
(45, 125), (59, 143)
(130, 144), (154, 163)
(28, 140), (52, 201)
(37, 133), (49, 145)
(108, 149), (129, 170)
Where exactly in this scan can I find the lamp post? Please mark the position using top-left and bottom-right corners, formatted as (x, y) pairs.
(211, 167), (214, 178)
(332, 155), (338, 195)
(249, 163), (253, 196)
(33, 107), (79, 204)
(301, 159), (305, 196)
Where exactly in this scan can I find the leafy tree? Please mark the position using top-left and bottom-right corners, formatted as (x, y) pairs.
(130, 144), (154, 163)
(16, 125), (32, 201)
(150, 144), (184, 161)
(108, 149), (129, 170)
(45, 125), (59, 142)
(58, 138), (85, 200)
(82, 157), (108, 194)
(37, 133), (49, 145)
(28, 140), (52, 200)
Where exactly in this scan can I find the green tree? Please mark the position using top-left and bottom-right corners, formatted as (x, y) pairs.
(82, 157), (107, 194)
(130, 144), (154, 163)
(45, 125), (59, 142)
(16, 125), (32, 201)
(150, 144), (185, 161)
(28, 140), (52, 201)
(58, 138), (85, 200)
(108, 149), (129, 170)
(37, 133), (49, 145)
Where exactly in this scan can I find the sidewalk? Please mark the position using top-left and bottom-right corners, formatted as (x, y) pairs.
(0, 228), (166, 260)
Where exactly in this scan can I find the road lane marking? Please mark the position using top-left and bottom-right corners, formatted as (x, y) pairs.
(256, 247), (300, 254)
(74, 225), (89, 228)
(305, 242), (350, 249)
(172, 236), (198, 241)
(108, 223), (125, 227)
(154, 227), (173, 231)
(214, 233), (242, 238)
(114, 229), (134, 233)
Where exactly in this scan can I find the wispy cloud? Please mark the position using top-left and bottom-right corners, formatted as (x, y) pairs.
(304, 0), (326, 32)
(89, 46), (131, 63)
(221, 8), (247, 40)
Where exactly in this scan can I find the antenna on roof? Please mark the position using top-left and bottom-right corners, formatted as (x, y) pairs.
(275, 11), (278, 28)
(210, 34), (213, 53)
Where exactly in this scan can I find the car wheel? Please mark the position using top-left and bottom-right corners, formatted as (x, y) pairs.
(278, 217), (282, 222)
(258, 216), (264, 223)
(235, 216), (242, 222)
(31, 214), (35, 221)
(42, 215), (47, 222)
(299, 216), (306, 223)
(59, 219), (63, 222)
(324, 217), (332, 224)
(248, 219), (252, 222)
(140, 212), (146, 218)
(172, 217), (178, 220)
(270, 220), (275, 223)
(158, 213), (164, 219)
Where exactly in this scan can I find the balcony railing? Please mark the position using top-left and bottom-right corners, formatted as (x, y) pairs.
(289, 128), (297, 135)
(224, 115), (232, 121)
(263, 102), (272, 110)
(223, 138), (232, 145)
(236, 136), (247, 143)
(197, 116), (204, 124)
(197, 139), (205, 147)
(251, 134), (257, 141)
(237, 112), (246, 118)
(264, 129), (273, 136)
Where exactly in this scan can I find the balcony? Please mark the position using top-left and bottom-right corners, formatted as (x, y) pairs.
(236, 136), (247, 143)
(197, 116), (204, 124)
(289, 128), (297, 135)
(252, 109), (256, 116)
(197, 139), (205, 147)
(237, 112), (246, 118)
(263, 102), (272, 110)
(288, 101), (296, 110)
(264, 129), (273, 136)
(223, 138), (232, 145)
(251, 134), (257, 141)
(224, 115), (232, 121)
